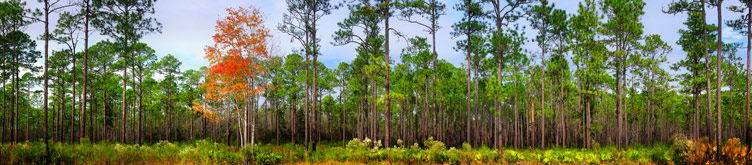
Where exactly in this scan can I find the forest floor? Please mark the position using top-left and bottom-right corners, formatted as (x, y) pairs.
(0, 138), (680, 164)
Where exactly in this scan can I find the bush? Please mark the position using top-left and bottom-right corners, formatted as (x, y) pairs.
(720, 138), (749, 164)
(671, 134), (692, 164)
(649, 147), (671, 164)
(346, 138), (367, 151)
(671, 134), (751, 164)
(502, 150), (524, 163)
(13, 142), (46, 163)
(254, 152), (282, 165)
(422, 137), (447, 163)
(423, 137), (445, 152)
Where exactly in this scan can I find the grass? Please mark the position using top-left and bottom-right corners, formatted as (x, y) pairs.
(0, 137), (679, 164)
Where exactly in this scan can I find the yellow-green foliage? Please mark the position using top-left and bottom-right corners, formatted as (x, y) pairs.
(1, 139), (242, 164)
(0, 138), (687, 164)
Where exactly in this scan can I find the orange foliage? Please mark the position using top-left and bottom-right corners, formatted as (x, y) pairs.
(200, 6), (272, 120)
(681, 137), (751, 164)
(191, 100), (217, 122)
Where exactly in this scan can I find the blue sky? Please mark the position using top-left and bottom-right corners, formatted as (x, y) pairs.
(22, 0), (749, 76)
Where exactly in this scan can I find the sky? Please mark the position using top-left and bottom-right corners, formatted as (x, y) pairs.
(21, 0), (750, 79)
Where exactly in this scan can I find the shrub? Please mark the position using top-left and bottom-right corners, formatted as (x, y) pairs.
(422, 137), (447, 163)
(687, 137), (715, 163)
(599, 152), (613, 162)
(423, 137), (445, 152)
(670, 133), (692, 164)
(473, 146), (498, 163)
(346, 138), (367, 151)
(13, 142), (46, 163)
(254, 152), (282, 165)
(671, 134), (751, 164)
(502, 150), (524, 163)
(462, 142), (472, 151)
(720, 138), (749, 164)
(649, 147), (671, 165)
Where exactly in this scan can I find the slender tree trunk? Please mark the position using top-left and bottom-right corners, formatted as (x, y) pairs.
(70, 48), (76, 143)
(26, 87), (29, 141)
(341, 79), (346, 147)
(292, 95), (296, 145)
(122, 51), (128, 143)
(1, 63), (5, 143)
(103, 65), (107, 142)
(701, 0), (714, 141)
(227, 103), (231, 145)
(83, 0), (91, 140)
(383, 0), (391, 148)
(514, 65), (520, 148)
(746, 2), (751, 154)
(60, 68), (65, 143)
(474, 62), (480, 146)
(167, 80), (171, 141)
(43, 0), (51, 157)
(465, 4), (472, 144)
(716, 1), (723, 158)
(1, 67), (5, 143)
(138, 75), (143, 144)
(14, 51), (19, 143)
(312, 4), (320, 151)
(431, 0), (439, 143)
(541, 30), (547, 150)
(305, 50), (310, 152)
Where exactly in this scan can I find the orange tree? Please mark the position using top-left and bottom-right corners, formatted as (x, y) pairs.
(200, 6), (271, 163)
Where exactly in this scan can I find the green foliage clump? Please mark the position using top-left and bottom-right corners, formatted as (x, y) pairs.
(502, 150), (524, 163)
(671, 134), (692, 164)
(648, 147), (671, 164)
(254, 152), (282, 165)
(345, 138), (367, 151)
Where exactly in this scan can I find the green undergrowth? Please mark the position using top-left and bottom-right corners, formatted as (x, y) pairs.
(0, 137), (679, 164)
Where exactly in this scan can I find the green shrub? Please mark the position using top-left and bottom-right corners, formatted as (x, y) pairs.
(626, 150), (641, 161)
(649, 147), (671, 164)
(462, 142), (471, 151)
(421, 137), (447, 163)
(13, 142), (46, 163)
(346, 138), (367, 151)
(502, 150), (524, 163)
(599, 152), (613, 162)
(670, 134), (692, 164)
(423, 137), (445, 152)
(473, 146), (498, 162)
(254, 152), (282, 165)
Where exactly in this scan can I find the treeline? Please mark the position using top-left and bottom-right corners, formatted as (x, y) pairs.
(1, 0), (751, 159)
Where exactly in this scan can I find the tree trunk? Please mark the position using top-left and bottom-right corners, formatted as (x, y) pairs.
(103, 64), (108, 141)
(716, 1), (723, 158)
(746, 1), (751, 153)
(383, 0), (392, 148)
(138, 74), (143, 144)
(465, 4), (472, 144)
(541, 29), (547, 150)
(72, 47), (77, 143)
(43, 0), (50, 157)
(305, 52), (309, 152)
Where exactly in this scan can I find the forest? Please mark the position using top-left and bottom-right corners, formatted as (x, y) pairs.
(1, 0), (752, 164)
